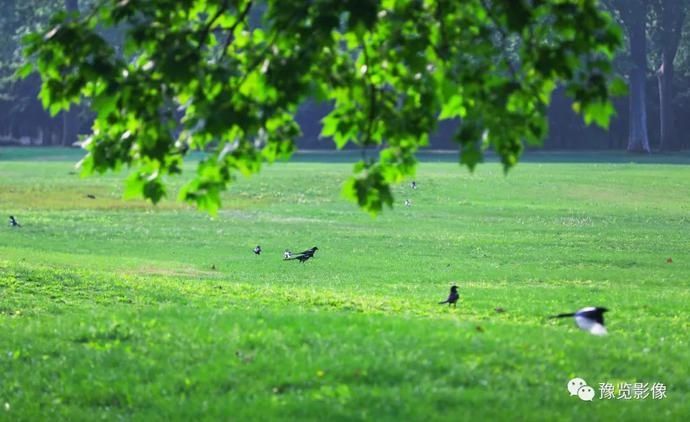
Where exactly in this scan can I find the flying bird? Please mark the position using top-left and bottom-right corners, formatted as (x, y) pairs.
(438, 285), (459, 307)
(550, 306), (609, 336)
(284, 246), (318, 263)
(8, 216), (21, 228)
(253, 245), (262, 255)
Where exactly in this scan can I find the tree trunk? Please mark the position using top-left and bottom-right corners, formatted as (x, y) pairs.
(627, 15), (651, 153)
(657, 60), (676, 151)
(656, 0), (686, 151)
(62, 0), (80, 146)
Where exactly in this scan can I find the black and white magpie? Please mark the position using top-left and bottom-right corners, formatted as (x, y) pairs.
(9, 216), (21, 228)
(438, 285), (459, 307)
(284, 250), (292, 259)
(550, 306), (609, 336)
(284, 246), (318, 263)
(253, 245), (262, 255)
(404, 199), (411, 207)
(410, 181), (417, 189)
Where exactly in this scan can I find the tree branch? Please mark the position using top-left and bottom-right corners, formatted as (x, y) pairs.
(433, 0), (450, 61)
(233, 6), (306, 92)
(361, 37), (377, 147)
(478, 0), (520, 81)
(197, 0), (230, 53)
(218, 0), (254, 60)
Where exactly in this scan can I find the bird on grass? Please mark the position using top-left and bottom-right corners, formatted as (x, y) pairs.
(410, 181), (417, 189)
(8, 216), (21, 228)
(284, 250), (292, 259)
(438, 285), (459, 307)
(404, 199), (411, 207)
(253, 245), (262, 255)
(549, 306), (609, 336)
(284, 246), (318, 263)
(86, 194), (96, 199)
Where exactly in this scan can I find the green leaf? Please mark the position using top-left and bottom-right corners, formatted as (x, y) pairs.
(124, 172), (145, 199)
(439, 94), (466, 119)
(17, 61), (34, 79)
(583, 100), (615, 128)
(610, 77), (627, 97)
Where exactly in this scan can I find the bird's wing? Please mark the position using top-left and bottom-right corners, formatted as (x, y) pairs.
(577, 309), (605, 324)
(549, 312), (576, 319)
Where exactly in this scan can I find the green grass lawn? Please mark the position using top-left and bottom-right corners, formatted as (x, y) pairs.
(1, 147), (689, 420)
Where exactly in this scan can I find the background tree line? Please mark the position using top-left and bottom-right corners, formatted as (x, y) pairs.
(1, 0), (688, 152)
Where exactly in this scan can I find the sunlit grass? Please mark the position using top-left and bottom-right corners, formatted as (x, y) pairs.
(1, 147), (689, 420)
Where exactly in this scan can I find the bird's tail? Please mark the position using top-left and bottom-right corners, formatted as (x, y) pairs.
(438, 300), (449, 304)
(549, 313), (575, 319)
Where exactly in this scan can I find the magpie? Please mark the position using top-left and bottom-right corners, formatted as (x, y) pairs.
(8, 216), (21, 228)
(284, 250), (292, 259)
(404, 199), (411, 207)
(253, 245), (262, 255)
(284, 246), (318, 263)
(438, 285), (459, 307)
(550, 306), (609, 336)
(410, 181), (417, 189)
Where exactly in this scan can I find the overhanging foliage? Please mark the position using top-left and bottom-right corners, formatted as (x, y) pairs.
(22, 0), (624, 214)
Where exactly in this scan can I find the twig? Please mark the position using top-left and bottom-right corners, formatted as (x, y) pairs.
(235, 8), (302, 90)
(197, 0), (230, 52)
(478, 0), (546, 109)
(218, 0), (254, 60)
(433, 0), (450, 60)
(479, 0), (520, 81)
(360, 35), (377, 146)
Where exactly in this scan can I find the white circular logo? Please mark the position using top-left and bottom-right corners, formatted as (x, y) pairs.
(567, 378), (587, 396)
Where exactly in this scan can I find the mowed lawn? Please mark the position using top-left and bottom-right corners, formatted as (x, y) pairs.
(1, 148), (689, 420)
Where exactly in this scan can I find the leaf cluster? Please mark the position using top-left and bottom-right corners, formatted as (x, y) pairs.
(23, 0), (623, 213)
